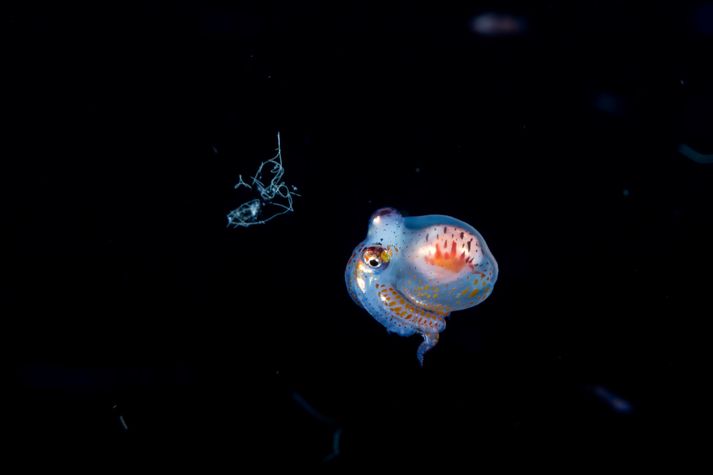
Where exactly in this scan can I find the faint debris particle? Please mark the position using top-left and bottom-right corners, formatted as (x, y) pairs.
(693, 3), (713, 36)
(324, 428), (342, 463)
(678, 143), (713, 164)
(471, 12), (528, 36)
(593, 91), (625, 116)
(591, 386), (633, 414)
(622, 188), (630, 197)
(290, 390), (342, 463)
(227, 132), (301, 228)
(112, 403), (129, 432)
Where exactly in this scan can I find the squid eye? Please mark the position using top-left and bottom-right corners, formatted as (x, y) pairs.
(362, 246), (390, 270)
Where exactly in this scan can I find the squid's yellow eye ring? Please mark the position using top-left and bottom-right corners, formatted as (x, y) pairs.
(379, 249), (391, 263)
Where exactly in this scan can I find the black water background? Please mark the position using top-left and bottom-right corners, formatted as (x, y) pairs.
(5, 1), (712, 468)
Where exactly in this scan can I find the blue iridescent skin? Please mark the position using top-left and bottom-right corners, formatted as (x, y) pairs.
(345, 208), (498, 365)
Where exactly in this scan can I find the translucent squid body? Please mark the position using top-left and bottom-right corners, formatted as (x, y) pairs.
(345, 208), (498, 365)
